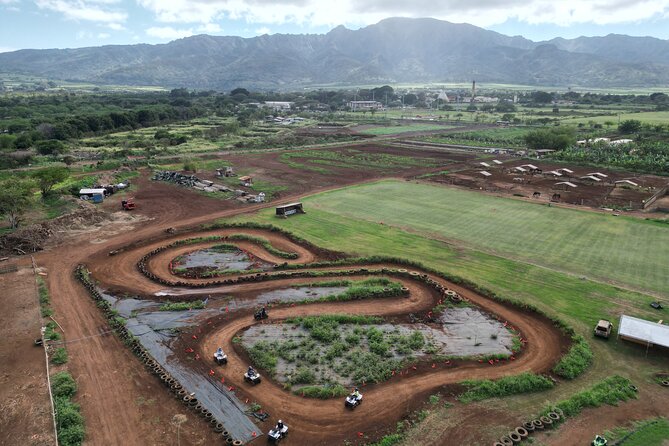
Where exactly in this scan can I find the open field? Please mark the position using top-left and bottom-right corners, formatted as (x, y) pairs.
(295, 180), (669, 297)
(355, 124), (453, 135)
(560, 110), (669, 125)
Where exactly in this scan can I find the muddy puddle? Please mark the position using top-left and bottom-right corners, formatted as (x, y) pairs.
(174, 247), (273, 273)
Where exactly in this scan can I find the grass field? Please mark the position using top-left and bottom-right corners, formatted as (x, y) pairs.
(297, 181), (668, 297)
(357, 124), (453, 135)
(560, 110), (669, 125)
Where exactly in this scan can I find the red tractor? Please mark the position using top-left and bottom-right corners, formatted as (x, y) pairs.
(121, 198), (136, 210)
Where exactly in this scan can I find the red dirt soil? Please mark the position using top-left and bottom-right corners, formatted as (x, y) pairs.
(81, 224), (567, 445)
(0, 263), (56, 446)
(23, 143), (663, 446)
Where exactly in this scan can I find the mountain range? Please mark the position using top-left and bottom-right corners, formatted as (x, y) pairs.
(2, 17), (669, 90)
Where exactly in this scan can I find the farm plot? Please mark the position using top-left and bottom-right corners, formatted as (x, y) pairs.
(300, 180), (669, 296)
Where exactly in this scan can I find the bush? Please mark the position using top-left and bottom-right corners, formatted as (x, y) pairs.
(159, 300), (204, 311)
(54, 396), (85, 446)
(459, 373), (554, 403)
(51, 347), (69, 365)
(546, 375), (636, 421)
(51, 371), (77, 399)
(247, 341), (278, 374)
(552, 335), (593, 379)
(290, 367), (316, 385)
(294, 384), (348, 399)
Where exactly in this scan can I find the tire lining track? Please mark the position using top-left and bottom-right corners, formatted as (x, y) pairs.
(84, 227), (568, 445)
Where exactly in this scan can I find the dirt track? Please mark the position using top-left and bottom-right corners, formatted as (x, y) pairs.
(30, 158), (569, 446)
(72, 221), (567, 445)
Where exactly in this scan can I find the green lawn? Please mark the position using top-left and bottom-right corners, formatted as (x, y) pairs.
(356, 124), (453, 135)
(293, 180), (668, 297)
(560, 110), (669, 125)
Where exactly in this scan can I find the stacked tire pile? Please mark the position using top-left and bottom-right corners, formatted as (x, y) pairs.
(74, 265), (246, 445)
(492, 410), (563, 445)
(152, 171), (200, 187)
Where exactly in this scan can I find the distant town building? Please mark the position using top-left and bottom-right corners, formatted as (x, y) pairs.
(348, 101), (383, 111)
(264, 101), (293, 111)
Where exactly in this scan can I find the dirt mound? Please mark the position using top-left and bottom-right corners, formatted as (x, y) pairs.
(0, 202), (129, 255)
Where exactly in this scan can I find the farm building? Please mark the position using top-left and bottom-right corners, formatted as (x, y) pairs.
(79, 188), (106, 203)
(618, 315), (669, 351)
(348, 101), (383, 111)
(479, 162), (491, 168)
(239, 176), (253, 187)
(610, 139), (634, 145)
(492, 160), (503, 165)
(479, 171), (492, 177)
(554, 182), (577, 190)
(615, 180), (639, 187)
(264, 101), (293, 111)
(276, 202), (305, 217)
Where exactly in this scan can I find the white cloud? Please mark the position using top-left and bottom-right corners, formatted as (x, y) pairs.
(106, 22), (125, 30)
(35, 0), (127, 24)
(136, 0), (669, 29)
(255, 26), (270, 35)
(0, 46), (17, 53)
(97, 32), (110, 38)
(197, 23), (222, 33)
(146, 26), (194, 40)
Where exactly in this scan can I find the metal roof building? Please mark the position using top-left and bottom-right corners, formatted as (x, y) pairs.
(618, 315), (669, 349)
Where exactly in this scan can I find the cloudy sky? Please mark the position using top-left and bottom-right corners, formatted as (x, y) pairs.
(2, 0), (669, 53)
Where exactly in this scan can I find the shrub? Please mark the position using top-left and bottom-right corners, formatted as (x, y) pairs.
(290, 367), (316, 385)
(51, 371), (77, 399)
(459, 373), (554, 403)
(45, 321), (61, 341)
(553, 335), (593, 379)
(51, 347), (69, 365)
(54, 396), (85, 446)
(159, 300), (204, 311)
(247, 341), (278, 374)
(295, 384), (348, 399)
(545, 375), (636, 421)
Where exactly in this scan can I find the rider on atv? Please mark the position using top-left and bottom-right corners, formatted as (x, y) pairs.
(352, 387), (362, 400)
(248, 366), (257, 377)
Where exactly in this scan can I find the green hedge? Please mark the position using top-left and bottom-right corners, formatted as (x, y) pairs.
(458, 373), (554, 403)
(552, 335), (593, 379)
(51, 371), (85, 446)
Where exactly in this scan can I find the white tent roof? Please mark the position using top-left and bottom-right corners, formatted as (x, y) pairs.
(615, 180), (639, 186)
(522, 164), (538, 169)
(492, 160), (503, 165)
(80, 188), (106, 195)
(479, 171), (492, 177)
(547, 171), (563, 176)
(555, 182), (577, 188)
(588, 172), (608, 178)
(480, 162), (491, 167)
(514, 166), (527, 172)
(580, 175), (602, 181)
(559, 168), (574, 173)
(619, 315), (669, 348)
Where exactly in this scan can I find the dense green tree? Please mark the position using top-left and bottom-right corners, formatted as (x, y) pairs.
(0, 179), (34, 228)
(532, 91), (553, 103)
(32, 167), (69, 197)
(35, 140), (67, 156)
(524, 127), (576, 151)
(495, 102), (516, 113)
(618, 119), (642, 134)
(0, 134), (15, 151)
